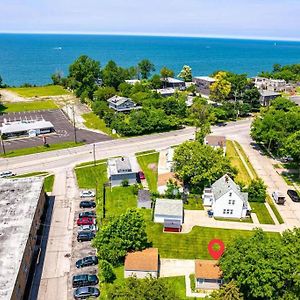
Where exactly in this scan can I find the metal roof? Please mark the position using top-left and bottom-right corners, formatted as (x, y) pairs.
(107, 95), (134, 106)
(194, 76), (216, 82)
(0, 119), (54, 134)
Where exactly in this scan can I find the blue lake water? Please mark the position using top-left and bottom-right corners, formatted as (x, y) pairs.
(1, 34), (300, 86)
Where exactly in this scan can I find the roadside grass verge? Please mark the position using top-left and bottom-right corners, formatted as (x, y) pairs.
(0, 141), (83, 158)
(82, 112), (118, 137)
(226, 140), (252, 185)
(75, 159), (107, 168)
(234, 141), (258, 178)
(143, 211), (279, 259)
(214, 217), (253, 223)
(14, 171), (49, 178)
(136, 151), (159, 192)
(0, 100), (58, 113)
(266, 195), (284, 224)
(7, 85), (70, 97)
(250, 202), (275, 225)
(189, 274), (196, 292)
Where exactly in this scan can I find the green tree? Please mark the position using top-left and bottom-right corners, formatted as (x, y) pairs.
(107, 276), (181, 300)
(246, 179), (267, 203)
(284, 130), (300, 177)
(99, 260), (116, 283)
(150, 74), (163, 89)
(93, 86), (116, 101)
(138, 59), (155, 79)
(51, 71), (63, 85)
(220, 228), (300, 300)
(178, 65), (192, 82)
(102, 60), (127, 89)
(92, 209), (148, 266)
(208, 280), (243, 300)
(68, 55), (101, 99)
(91, 101), (110, 118)
(210, 71), (231, 102)
(160, 67), (174, 86)
(173, 141), (236, 190)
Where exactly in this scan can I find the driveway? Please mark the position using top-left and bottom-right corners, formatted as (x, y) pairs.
(160, 259), (195, 277)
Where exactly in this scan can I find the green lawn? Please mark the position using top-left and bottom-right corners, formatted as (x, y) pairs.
(7, 85), (70, 97)
(234, 141), (258, 179)
(250, 202), (275, 225)
(44, 175), (55, 192)
(226, 140), (252, 185)
(214, 217), (253, 223)
(143, 211), (279, 259)
(136, 152), (159, 192)
(161, 276), (190, 299)
(14, 171), (49, 178)
(184, 195), (204, 210)
(82, 112), (118, 137)
(266, 195), (284, 224)
(1, 141), (83, 158)
(0, 100), (58, 113)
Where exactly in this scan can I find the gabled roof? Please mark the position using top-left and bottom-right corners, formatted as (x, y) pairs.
(125, 248), (159, 272)
(154, 199), (183, 218)
(195, 260), (222, 279)
(211, 174), (248, 204)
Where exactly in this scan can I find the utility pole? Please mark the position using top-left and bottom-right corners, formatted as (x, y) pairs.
(0, 135), (6, 156)
(102, 183), (106, 219)
(72, 104), (77, 144)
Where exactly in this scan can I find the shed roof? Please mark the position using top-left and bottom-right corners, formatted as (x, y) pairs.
(205, 135), (226, 147)
(164, 219), (181, 228)
(138, 189), (152, 209)
(195, 260), (222, 279)
(154, 199), (183, 218)
(163, 77), (184, 84)
(125, 248), (159, 272)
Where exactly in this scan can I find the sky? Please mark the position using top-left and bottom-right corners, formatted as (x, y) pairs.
(1, 0), (300, 40)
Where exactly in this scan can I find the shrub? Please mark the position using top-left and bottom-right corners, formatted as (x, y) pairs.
(99, 260), (116, 283)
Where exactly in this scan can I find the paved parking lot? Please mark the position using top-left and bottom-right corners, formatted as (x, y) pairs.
(68, 191), (99, 299)
(0, 109), (112, 152)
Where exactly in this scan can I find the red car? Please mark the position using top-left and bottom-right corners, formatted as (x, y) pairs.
(77, 217), (95, 226)
(138, 171), (145, 180)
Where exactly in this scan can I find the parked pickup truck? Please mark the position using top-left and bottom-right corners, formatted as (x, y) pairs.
(272, 191), (286, 205)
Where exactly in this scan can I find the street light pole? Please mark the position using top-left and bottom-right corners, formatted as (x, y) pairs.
(0, 135), (6, 155)
(93, 144), (96, 166)
(72, 105), (77, 144)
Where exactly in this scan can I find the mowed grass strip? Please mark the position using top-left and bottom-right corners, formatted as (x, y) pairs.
(226, 140), (252, 185)
(44, 175), (55, 193)
(82, 112), (118, 137)
(1, 141), (83, 158)
(144, 211), (279, 259)
(0, 100), (58, 113)
(249, 202), (275, 225)
(136, 152), (159, 192)
(7, 85), (70, 97)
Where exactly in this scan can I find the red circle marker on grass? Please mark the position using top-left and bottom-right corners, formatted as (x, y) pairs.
(208, 239), (225, 259)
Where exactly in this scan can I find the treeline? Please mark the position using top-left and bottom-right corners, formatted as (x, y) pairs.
(259, 63), (300, 82)
(251, 97), (300, 170)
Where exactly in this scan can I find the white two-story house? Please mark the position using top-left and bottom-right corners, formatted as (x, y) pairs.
(203, 174), (250, 219)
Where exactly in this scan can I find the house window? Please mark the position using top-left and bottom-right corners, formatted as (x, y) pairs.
(226, 209), (230, 214)
(230, 210), (233, 214)
(232, 200), (235, 205)
(229, 192), (232, 197)
(228, 200), (232, 204)
(223, 209), (226, 214)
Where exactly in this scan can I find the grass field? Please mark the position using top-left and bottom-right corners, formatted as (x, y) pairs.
(226, 140), (252, 185)
(250, 202), (275, 225)
(0, 141), (83, 158)
(82, 112), (118, 137)
(184, 195), (204, 210)
(161, 276), (189, 299)
(0, 100), (58, 113)
(136, 151), (159, 192)
(7, 85), (70, 97)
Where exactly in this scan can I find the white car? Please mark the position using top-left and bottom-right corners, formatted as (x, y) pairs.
(0, 171), (15, 178)
(79, 225), (98, 233)
(80, 190), (95, 198)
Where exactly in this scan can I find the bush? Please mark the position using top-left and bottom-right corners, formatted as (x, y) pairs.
(99, 260), (116, 283)
(121, 179), (129, 187)
(246, 179), (267, 203)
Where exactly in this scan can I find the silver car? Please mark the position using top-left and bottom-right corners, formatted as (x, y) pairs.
(80, 190), (95, 198)
(79, 225), (98, 233)
(0, 171), (15, 178)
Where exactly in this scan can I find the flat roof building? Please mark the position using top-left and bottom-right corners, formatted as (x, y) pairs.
(154, 199), (183, 227)
(0, 177), (46, 300)
(0, 119), (54, 138)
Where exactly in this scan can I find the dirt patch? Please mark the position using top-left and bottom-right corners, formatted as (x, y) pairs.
(148, 163), (157, 171)
(157, 172), (181, 186)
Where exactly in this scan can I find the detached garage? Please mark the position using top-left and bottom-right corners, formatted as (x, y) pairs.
(154, 199), (183, 232)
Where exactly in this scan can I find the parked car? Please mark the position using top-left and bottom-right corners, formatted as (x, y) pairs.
(0, 171), (15, 178)
(79, 201), (96, 209)
(76, 256), (99, 268)
(77, 231), (95, 242)
(138, 171), (145, 180)
(80, 190), (95, 198)
(73, 286), (100, 299)
(72, 274), (99, 288)
(79, 225), (98, 233)
(287, 189), (300, 202)
(79, 211), (96, 218)
(77, 217), (96, 226)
